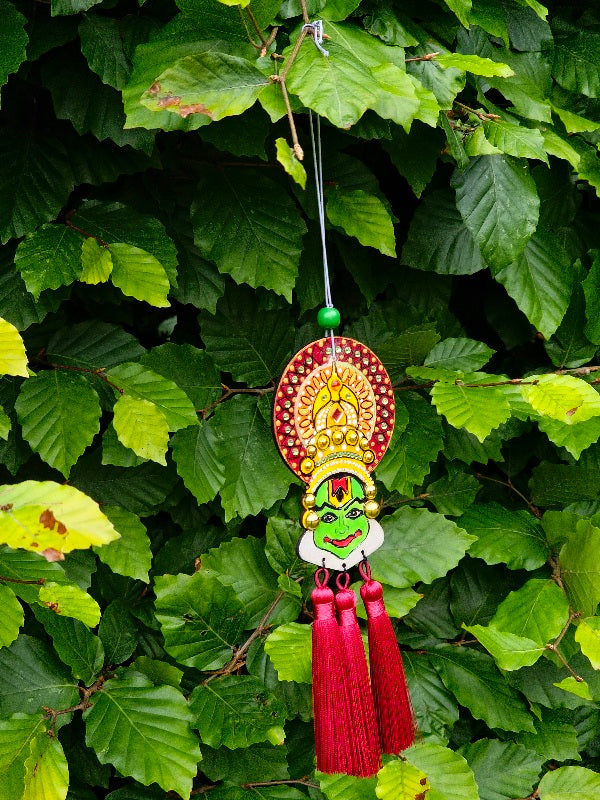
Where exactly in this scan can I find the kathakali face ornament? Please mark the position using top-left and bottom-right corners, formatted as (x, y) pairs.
(273, 336), (394, 569)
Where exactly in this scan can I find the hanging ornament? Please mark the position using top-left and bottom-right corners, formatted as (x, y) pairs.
(272, 102), (415, 776)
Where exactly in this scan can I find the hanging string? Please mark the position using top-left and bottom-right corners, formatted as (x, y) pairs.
(308, 109), (337, 363)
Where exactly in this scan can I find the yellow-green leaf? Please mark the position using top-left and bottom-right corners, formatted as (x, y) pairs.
(275, 138), (306, 189)
(0, 481), (119, 556)
(376, 759), (429, 800)
(22, 732), (68, 800)
(575, 617), (600, 670)
(108, 243), (170, 307)
(525, 374), (600, 424)
(0, 317), (28, 377)
(436, 53), (514, 78)
(80, 237), (113, 284)
(38, 582), (101, 627)
(113, 395), (169, 465)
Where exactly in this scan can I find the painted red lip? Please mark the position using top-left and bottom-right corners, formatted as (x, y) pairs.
(323, 531), (362, 548)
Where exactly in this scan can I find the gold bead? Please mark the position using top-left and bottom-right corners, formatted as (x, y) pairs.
(365, 483), (377, 500)
(346, 430), (358, 446)
(302, 510), (319, 530)
(360, 437), (370, 450)
(302, 492), (316, 509)
(317, 434), (330, 450)
(332, 430), (344, 445)
(363, 449), (375, 464)
(364, 500), (379, 519)
(300, 457), (314, 475)
(306, 444), (317, 458)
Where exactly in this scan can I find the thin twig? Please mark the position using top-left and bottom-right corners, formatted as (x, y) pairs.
(299, 0), (310, 23)
(475, 472), (541, 517)
(552, 609), (581, 649)
(199, 384), (274, 418)
(546, 643), (584, 682)
(0, 575), (45, 585)
(202, 591), (286, 684)
(279, 79), (304, 159)
(405, 51), (439, 62)
(245, 7), (267, 47)
(278, 28), (309, 82)
(40, 360), (124, 395)
(261, 26), (279, 58)
(65, 212), (109, 248)
(243, 779), (320, 789)
(453, 101), (501, 121)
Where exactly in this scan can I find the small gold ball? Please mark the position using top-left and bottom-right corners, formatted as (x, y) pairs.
(306, 444), (317, 458)
(302, 492), (316, 509)
(317, 434), (330, 450)
(363, 449), (375, 464)
(300, 457), (315, 475)
(346, 430), (359, 446)
(302, 510), (319, 530)
(364, 500), (379, 519)
(360, 437), (370, 450)
(365, 483), (377, 500)
(332, 430), (344, 445)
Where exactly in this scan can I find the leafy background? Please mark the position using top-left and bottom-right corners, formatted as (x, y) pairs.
(1, 0), (600, 798)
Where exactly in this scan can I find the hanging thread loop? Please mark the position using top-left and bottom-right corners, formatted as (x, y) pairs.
(302, 21), (330, 57)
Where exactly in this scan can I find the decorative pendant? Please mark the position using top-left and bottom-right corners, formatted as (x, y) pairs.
(274, 333), (415, 776)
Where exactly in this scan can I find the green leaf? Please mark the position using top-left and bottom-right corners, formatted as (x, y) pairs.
(582, 252), (600, 344)
(142, 52), (269, 121)
(458, 739), (543, 800)
(98, 600), (137, 664)
(79, 14), (131, 90)
(426, 465), (480, 516)
(376, 326), (441, 380)
(0, 135), (73, 244)
(108, 243), (170, 307)
(32, 607), (104, 684)
(326, 189), (396, 257)
(559, 520), (600, 616)
(38, 582), (101, 627)
(0, 0), (27, 90)
(171, 423), (225, 506)
(84, 671), (201, 797)
(452, 155), (539, 271)
(46, 321), (145, 370)
(210, 396), (296, 522)
(16, 371), (101, 477)
(490, 578), (570, 645)
(465, 624), (545, 670)
(202, 741), (290, 784)
(431, 380), (511, 443)
(429, 646), (535, 732)
(407, 46), (465, 110)
(80, 237), (113, 284)
(191, 167), (306, 301)
(403, 651), (460, 740)
(154, 571), (248, 670)
(0, 584), (23, 648)
(369, 506), (476, 588)
(106, 363), (197, 431)
(404, 742), (479, 800)
(482, 119), (548, 162)
(189, 675), (286, 749)
(378, 392), (443, 495)
(0, 635), (78, 716)
(71, 202), (178, 284)
(113, 395), (169, 465)
(575, 617), (600, 670)
(538, 766), (600, 799)
(402, 190), (485, 276)
(382, 125), (443, 198)
(375, 759), (428, 800)
(460, 502), (549, 570)
(319, 772), (377, 800)
(51, 0), (102, 15)
(0, 480), (119, 555)
(425, 338), (495, 371)
(0, 406), (11, 441)
(22, 729), (69, 800)
(437, 52), (513, 78)
(200, 285), (293, 385)
(94, 506), (152, 583)
(275, 138), (306, 189)
(14, 224), (84, 300)
(0, 713), (47, 800)
(0, 318), (28, 377)
(444, 0), (471, 26)
(552, 20), (600, 99)
(516, 708), (581, 762)
(140, 344), (221, 410)
(264, 623), (312, 683)
(493, 231), (572, 339)
(553, 676), (592, 701)
(202, 535), (300, 627)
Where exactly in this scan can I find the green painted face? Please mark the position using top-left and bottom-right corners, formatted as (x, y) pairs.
(312, 475), (369, 559)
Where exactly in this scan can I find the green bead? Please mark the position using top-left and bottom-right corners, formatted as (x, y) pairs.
(317, 307), (341, 329)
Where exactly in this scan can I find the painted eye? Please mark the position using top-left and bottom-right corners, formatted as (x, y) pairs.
(321, 512), (337, 524)
(345, 508), (364, 519)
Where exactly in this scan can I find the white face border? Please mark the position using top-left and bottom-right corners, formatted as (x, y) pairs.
(296, 518), (384, 570)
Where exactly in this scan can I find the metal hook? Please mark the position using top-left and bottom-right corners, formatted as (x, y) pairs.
(302, 20), (330, 57)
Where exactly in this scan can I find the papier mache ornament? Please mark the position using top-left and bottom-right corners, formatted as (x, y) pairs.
(274, 332), (415, 777)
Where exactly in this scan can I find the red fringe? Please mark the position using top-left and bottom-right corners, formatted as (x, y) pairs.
(359, 562), (414, 754)
(335, 574), (381, 777)
(311, 569), (354, 774)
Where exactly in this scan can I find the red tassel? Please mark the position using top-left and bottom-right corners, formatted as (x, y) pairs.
(359, 560), (415, 754)
(335, 573), (381, 777)
(311, 568), (354, 774)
